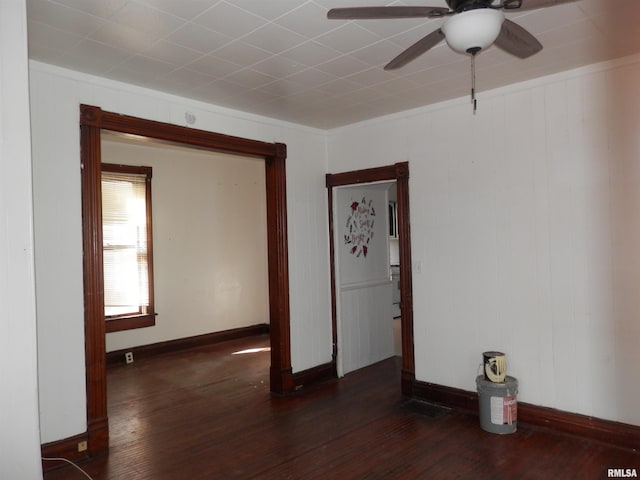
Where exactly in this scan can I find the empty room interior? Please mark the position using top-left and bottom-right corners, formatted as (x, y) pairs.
(3, 0), (640, 478)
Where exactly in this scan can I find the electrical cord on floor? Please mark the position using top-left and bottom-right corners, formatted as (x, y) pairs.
(42, 457), (94, 480)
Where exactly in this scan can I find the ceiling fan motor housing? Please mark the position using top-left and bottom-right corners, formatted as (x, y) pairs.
(441, 8), (505, 54)
(446, 0), (495, 12)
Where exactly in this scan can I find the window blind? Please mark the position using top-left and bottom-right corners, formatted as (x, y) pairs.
(101, 170), (150, 317)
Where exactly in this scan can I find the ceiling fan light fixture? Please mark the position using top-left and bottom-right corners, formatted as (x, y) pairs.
(441, 9), (505, 54)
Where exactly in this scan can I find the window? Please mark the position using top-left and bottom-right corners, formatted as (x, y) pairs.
(101, 163), (155, 332)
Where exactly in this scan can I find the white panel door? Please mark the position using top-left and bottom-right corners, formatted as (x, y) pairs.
(335, 184), (394, 376)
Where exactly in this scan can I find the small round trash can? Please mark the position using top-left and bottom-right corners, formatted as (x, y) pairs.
(476, 375), (518, 434)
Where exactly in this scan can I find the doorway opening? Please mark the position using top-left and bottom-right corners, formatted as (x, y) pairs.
(80, 105), (293, 456)
(326, 162), (415, 393)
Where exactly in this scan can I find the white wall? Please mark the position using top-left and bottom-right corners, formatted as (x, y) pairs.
(102, 138), (270, 352)
(0, 1), (43, 478)
(327, 54), (640, 426)
(29, 62), (332, 444)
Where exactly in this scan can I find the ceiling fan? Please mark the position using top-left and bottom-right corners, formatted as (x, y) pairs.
(327, 0), (578, 70)
(327, 0), (577, 112)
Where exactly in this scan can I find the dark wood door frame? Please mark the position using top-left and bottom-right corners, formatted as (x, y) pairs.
(326, 162), (415, 394)
(79, 104), (294, 457)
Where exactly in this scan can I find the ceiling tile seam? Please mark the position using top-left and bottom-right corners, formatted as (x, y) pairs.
(47, 0), (123, 22)
(140, 0), (225, 21)
(186, 3), (355, 63)
(178, 43), (280, 77)
(190, 41), (356, 93)
(35, 5), (110, 51)
(86, 1), (243, 75)
(65, 3), (225, 78)
(357, 18), (443, 48)
(232, 0), (314, 23)
(26, 18), (88, 56)
(185, 3), (297, 51)
(86, 0), (389, 88)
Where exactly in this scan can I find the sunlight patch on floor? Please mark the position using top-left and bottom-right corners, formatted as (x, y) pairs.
(232, 347), (271, 355)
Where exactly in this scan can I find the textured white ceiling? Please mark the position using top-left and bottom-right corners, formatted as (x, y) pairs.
(27, 0), (640, 129)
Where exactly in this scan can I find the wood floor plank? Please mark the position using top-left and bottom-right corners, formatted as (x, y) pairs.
(44, 334), (640, 479)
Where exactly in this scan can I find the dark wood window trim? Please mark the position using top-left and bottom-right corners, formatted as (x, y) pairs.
(80, 104), (292, 458)
(102, 163), (156, 333)
(325, 162), (415, 395)
(105, 314), (156, 333)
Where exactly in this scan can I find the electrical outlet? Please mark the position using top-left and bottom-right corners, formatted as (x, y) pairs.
(125, 352), (134, 364)
(78, 441), (88, 452)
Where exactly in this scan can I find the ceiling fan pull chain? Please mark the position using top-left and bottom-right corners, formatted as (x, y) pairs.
(471, 52), (477, 114)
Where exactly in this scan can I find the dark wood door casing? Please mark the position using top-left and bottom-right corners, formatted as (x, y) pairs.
(325, 162), (415, 394)
(79, 104), (293, 456)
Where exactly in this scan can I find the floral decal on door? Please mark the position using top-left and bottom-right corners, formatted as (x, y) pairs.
(344, 197), (375, 258)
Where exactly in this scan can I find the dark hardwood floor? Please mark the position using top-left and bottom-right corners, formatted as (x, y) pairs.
(44, 334), (639, 479)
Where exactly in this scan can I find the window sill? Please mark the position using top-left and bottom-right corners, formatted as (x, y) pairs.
(105, 313), (156, 333)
